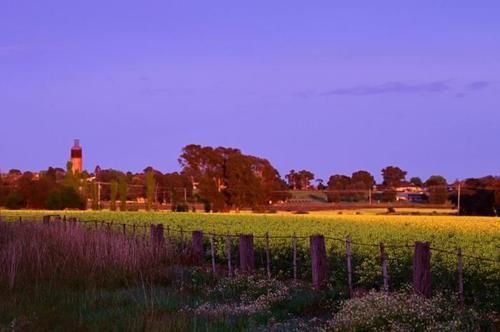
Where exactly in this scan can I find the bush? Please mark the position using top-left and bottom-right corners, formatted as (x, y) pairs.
(174, 204), (189, 212)
(326, 290), (485, 331)
(203, 201), (211, 213)
(5, 191), (25, 209)
(251, 207), (277, 214)
(45, 186), (85, 210)
(190, 275), (289, 317)
(382, 190), (397, 202)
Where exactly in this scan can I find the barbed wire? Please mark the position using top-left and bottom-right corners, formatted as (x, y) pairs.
(3, 216), (499, 265)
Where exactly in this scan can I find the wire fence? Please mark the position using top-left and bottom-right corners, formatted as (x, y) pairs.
(2, 214), (499, 308)
(3, 214), (498, 264)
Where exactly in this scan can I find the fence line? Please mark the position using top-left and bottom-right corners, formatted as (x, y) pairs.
(4, 215), (499, 264)
(1, 215), (498, 307)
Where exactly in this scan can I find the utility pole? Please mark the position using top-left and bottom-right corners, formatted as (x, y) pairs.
(457, 182), (461, 215)
(368, 188), (372, 205)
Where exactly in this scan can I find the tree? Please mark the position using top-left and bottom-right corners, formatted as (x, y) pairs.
(145, 170), (156, 211)
(285, 170), (314, 190)
(351, 170), (375, 189)
(118, 176), (128, 211)
(382, 166), (407, 188)
(64, 161), (80, 191)
(285, 170), (298, 190)
(178, 144), (285, 211)
(450, 176), (499, 216)
(225, 152), (259, 211)
(350, 170), (375, 201)
(327, 174), (351, 202)
(410, 177), (423, 187)
(425, 175), (448, 204)
(163, 172), (192, 210)
(110, 180), (118, 211)
(90, 182), (99, 210)
(179, 144), (226, 211)
(5, 191), (25, 209)
(315, 179), (326, 190)
(0, 175), (7, 207)
(45, 186), (85, 210)
(297, 170), (315, 190)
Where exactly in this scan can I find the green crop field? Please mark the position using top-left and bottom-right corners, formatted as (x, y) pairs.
(2, 210), (497, 254)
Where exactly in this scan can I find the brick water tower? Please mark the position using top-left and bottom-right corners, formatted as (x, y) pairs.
(70, 139), (83, 173)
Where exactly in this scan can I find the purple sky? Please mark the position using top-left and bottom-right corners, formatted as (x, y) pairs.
(1, 1), (499, 182)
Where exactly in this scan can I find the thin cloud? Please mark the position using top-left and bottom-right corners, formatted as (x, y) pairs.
(465, 81), (491, 91)
(455, 80), (494, 98)
(320, 81), (451, 96)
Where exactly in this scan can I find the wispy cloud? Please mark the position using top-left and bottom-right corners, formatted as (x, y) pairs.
(454, 81), (495, 98)
(465, 81), (491, 91)
(320, 81), (451, 96)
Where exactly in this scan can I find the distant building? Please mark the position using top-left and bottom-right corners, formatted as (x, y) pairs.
(396, 192), (428, 202)
(395, 182), (423, 193)
(70, 139), (83, 173)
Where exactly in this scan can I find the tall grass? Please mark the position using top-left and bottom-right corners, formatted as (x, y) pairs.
(0, 221), (179, 291)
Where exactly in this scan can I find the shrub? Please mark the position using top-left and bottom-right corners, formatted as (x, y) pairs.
(382, 190), (397, 202)
(326, 290), (484, 331)
(190, 275), (289, 317)
(45, 186), (85, 210)
(174, 204), (189, 212)
(5, 191), (25, 210)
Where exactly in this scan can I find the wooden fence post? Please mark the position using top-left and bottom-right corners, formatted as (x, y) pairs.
(180, 227), (185, 252)
(380, 242), (389, 293)
(265, 232), (271, 279)
(346, 235), (353, 297)
(210, 233), (216, 274)
(292, 233), (297, 282)
(239, 234), (255, 273)
(413, 241), (432, 298)
(68, 217), (77, 228)
(192, 231), (204, 265)
(226, 233), (233, 277)
(150, 224), (157, 244)
(457, 248), (464, 309)
(310, 235), (328, 289)
(156, 224), (164, 246)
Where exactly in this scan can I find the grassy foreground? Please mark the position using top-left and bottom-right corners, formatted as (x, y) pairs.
(1, 210), (499, 329)
(0, 218), (497, 331)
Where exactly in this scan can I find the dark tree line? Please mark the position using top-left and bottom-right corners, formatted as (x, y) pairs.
(450, 177), (500, 216)
(1, 146), (498, 216)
